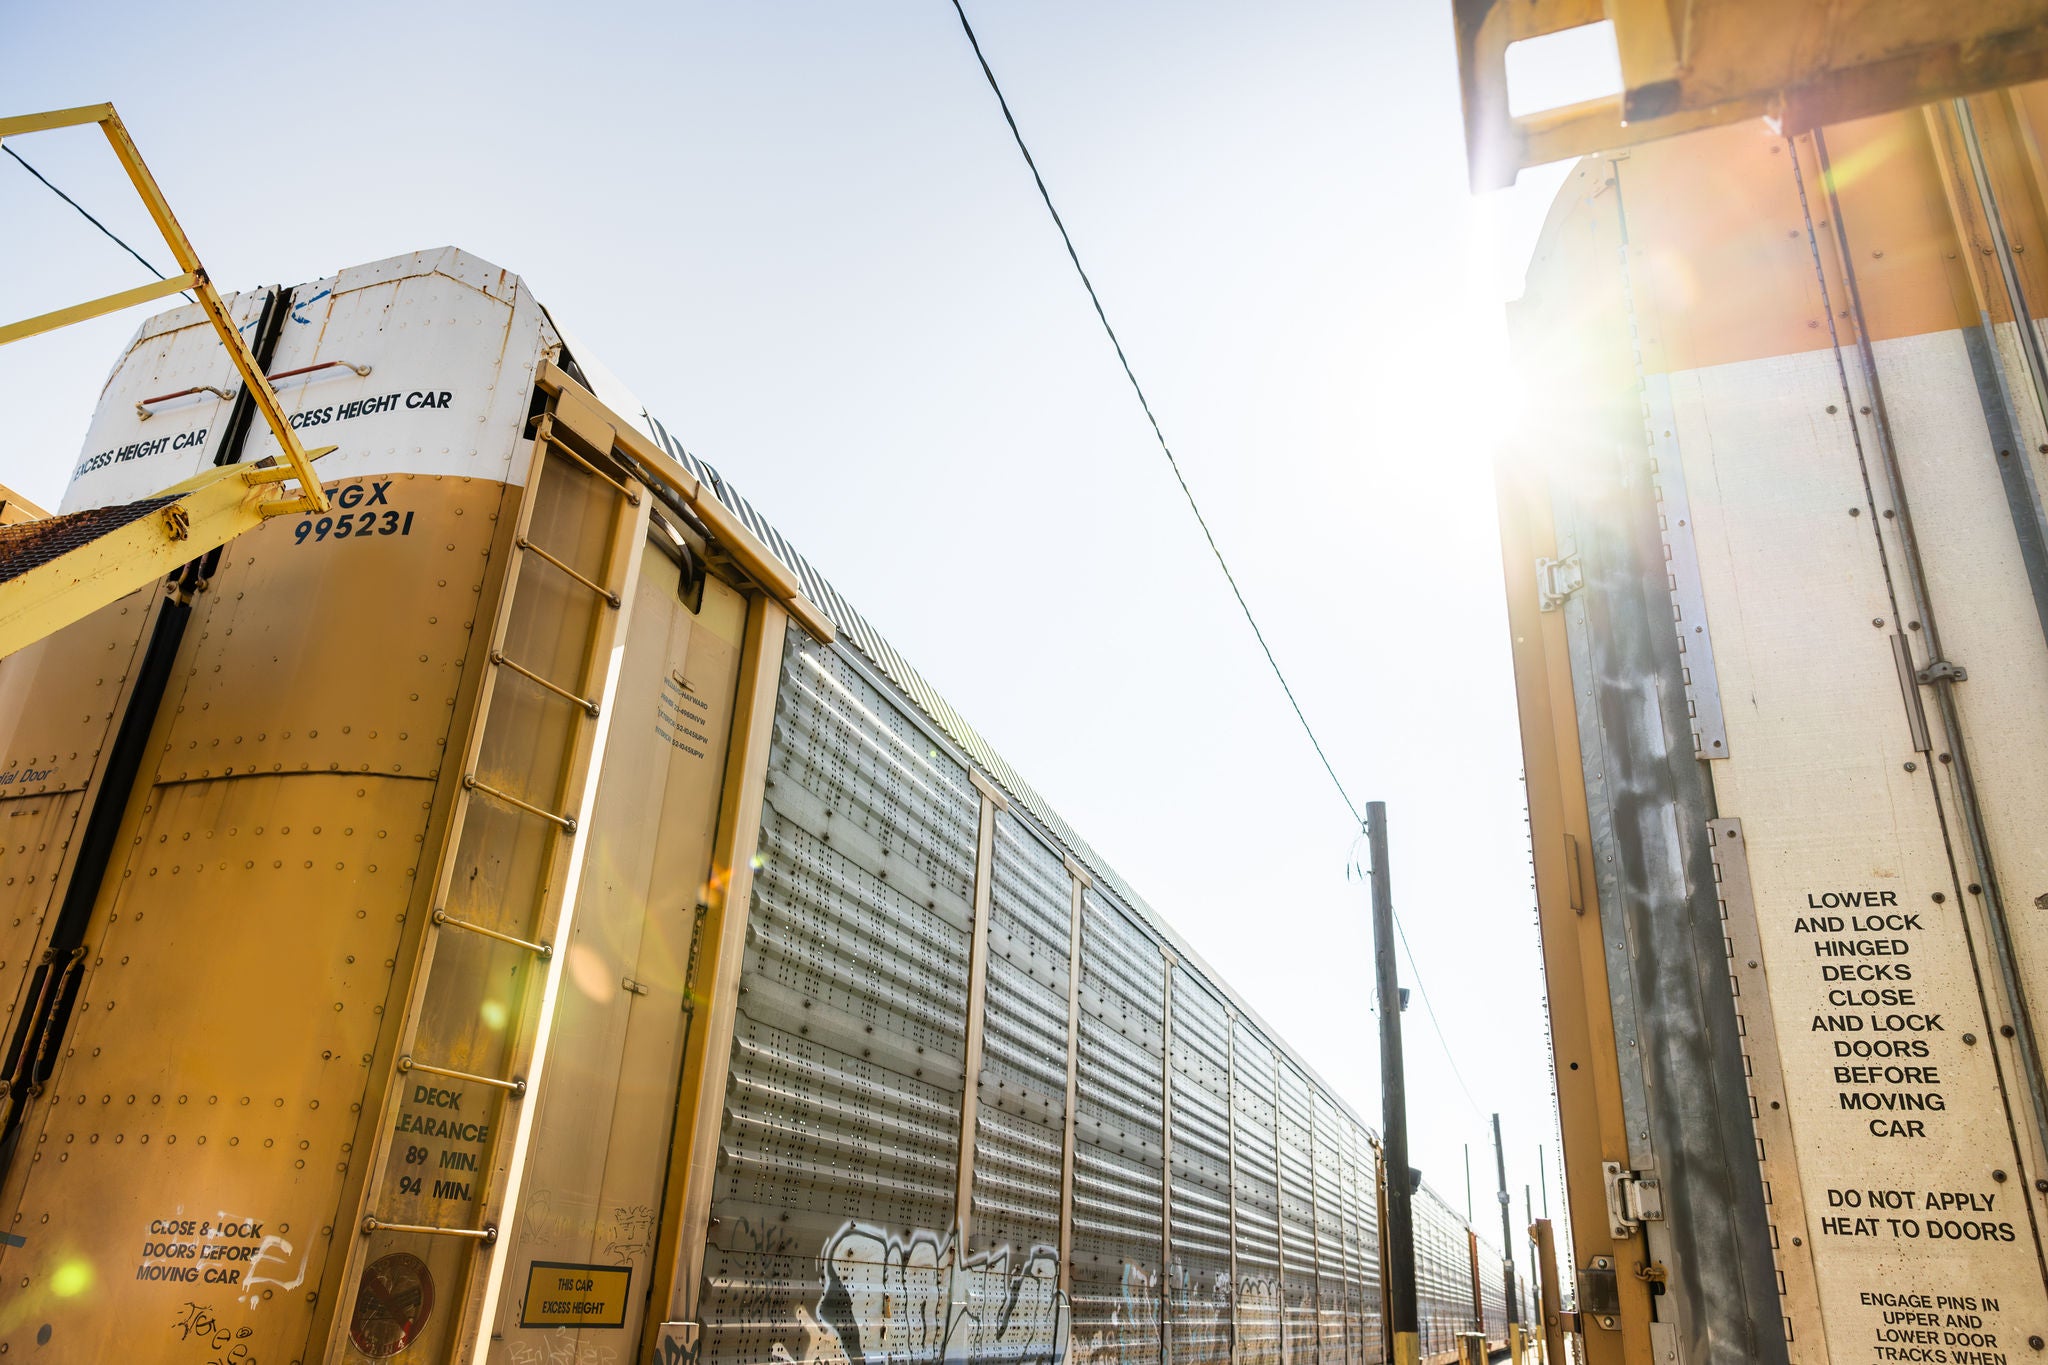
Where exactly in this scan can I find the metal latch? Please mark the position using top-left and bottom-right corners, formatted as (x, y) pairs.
(1536, 553), (1583, 612)
(1602, 1160), (1664, 1238)
(1578, 1256), (1621, 1329)
(1916, 658), (1968, 684)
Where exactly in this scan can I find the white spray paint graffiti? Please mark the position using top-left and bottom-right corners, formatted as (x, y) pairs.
(1230, 1276), (1285, 1365)
(1161, 1266), (1235, 1365)
(234, 1231), (307, 1309)
(1065, 1261), (1160, 1365)
(772, 1223), (1070, 1365)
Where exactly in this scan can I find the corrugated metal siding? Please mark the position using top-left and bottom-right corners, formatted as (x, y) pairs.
(969, 810), (1072, 1260)
(1072, 885), (1166, 1361)
(702, 631), (978, 1365)
(1168, 967), (1233, 1365)
(1341, 1123), (1382, 1365)
(1230, 1026), (1282, 1365)
(1413, 1186), (1476, 1358)
(1478, 1234), (1508, 1342)
(640, 415), (1346, 1119)
(1276, 1063), (1320, 1365)
(635, 414), (1513, 1365)
(1311, 1096), (1349, 1364)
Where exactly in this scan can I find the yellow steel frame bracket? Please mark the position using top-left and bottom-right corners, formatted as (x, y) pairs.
(0, 103), (330, 517)
(0, 451), (332, 660)
(1452, 0), (2048, 190)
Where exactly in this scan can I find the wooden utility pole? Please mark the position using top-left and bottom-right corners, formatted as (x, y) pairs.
(1369, 802), (1419, 1365)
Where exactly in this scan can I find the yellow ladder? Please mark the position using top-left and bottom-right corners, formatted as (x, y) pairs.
(333, 399), (648, 1359)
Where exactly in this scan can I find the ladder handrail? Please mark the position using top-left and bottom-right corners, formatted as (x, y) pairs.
(0, 103), (329, 518)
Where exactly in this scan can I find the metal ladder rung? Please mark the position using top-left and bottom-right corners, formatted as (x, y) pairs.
(462, 774), (576, 833)
(490, 650), (600, 717)
(516, 536), (621, 608)
(349, 429), (635, 1293)
(361, 1216), (498, 1244)
(398, 1054), (527, 1098)
(432, 908), (552, 958)
(530, 418), (641, 507)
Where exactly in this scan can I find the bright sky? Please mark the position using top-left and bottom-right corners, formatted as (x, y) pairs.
(3, 0), (1598, 1276)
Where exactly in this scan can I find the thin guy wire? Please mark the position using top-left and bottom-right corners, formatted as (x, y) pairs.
(946, 0), (1360, 826)
(3, 144), (194, 303)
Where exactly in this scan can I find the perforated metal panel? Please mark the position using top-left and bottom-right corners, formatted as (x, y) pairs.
(1309, 1095), (1348, 1365)
(1167, 967), (1232, 1365)
(969, 810), (1071, 1260)
(1413, 1185), (1477, 1357)
(1478, 1232), (1508, 1342)
(648, 483), (1516, 1365)
(701, 632), (978, 1365)
(1339, 1123), (1381, 1365)
(1071, 884), (1164, 1361)
(639, 385), (1491, 1365)
(1273, 1063), (1318, 1365)
(1230, 1025), (1282, 1365)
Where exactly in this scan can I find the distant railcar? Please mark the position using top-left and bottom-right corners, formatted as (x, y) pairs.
(0, 248), (1507, 1364)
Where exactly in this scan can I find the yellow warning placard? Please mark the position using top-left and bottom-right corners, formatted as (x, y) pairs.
(519, 1262), (630, 1329)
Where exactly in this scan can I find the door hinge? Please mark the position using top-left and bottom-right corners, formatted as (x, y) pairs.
(1602, 1160), (1664, 1238)
(1536, 553), (1583, 612)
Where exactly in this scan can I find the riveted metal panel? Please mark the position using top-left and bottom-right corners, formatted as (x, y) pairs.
(150, 473), (507, 786)
(0, 584), (154, 802)
(0, 585), (157, 1036)
(1231, 1024), (1281, 1365)
(1169, 966), (1231, 1365)
(699, 630), (979, 1365)
(0, 464), (515, 1362)
(1072, 883), (1165, 1363)
(23, 765), (437, 1321)
(970, 810), (1071, 1265)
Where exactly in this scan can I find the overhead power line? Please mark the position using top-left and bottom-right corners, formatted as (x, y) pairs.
(950, 0), (1494, 1127)
(3, 144), (194, 303)
(945, 0), (1362, 829)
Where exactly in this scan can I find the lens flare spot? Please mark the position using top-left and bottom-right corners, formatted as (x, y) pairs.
(568, 944), (614, 1003)
(749, 854), (765, 871)
(51, 1259), (91, 1297)
(479, 999), (509, 1030)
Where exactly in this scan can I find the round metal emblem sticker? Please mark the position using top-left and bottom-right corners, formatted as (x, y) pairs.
(349, 1252), (435, 1358)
